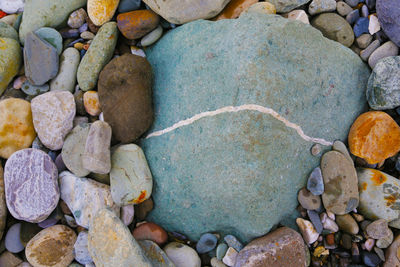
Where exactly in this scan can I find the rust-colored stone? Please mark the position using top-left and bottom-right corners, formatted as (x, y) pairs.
(348, 111), (400, 164)
(117, 10), (160, 40)
(132, 222), (168, 245)
(214, 0), (258, 20)
(83, 91), (101, 116)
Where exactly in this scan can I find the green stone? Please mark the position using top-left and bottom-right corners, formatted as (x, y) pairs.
(0, 22), (18, 41)
(19, 0), (86, 45)
(35, 27), (63, 55)
(0, 37), (21, 96)
(140, 13), (370, 242)
(77, 22), (118, 91)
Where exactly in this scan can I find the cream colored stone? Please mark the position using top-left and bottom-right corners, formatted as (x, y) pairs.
(287, 10), (309, 24)
(296, 218), (319, 244)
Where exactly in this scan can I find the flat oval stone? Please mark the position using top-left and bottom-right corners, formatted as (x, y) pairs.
(348, 111), (400, 164)
(88, 209), (152, 266)
(0, 165), (5, 240)
(368, 41), (399, 69)
(83, 91), (101, 116)
(138, 240), (176, 267)
(34, 27), (63, 55)
(216, 243), (228, 260)
(68, 8), (87, 29)
(311, 13), (354, 47)
(132, 222), (168, 245)
(110, 144), (153, 205)
(367, 56), (400, 110)
(5, 223), (24, 253)
(82, 121), (112, 174)
(59, 171), (119, 228)
(196, 233), (218, 254)
(77, 22), (118, 91)
(4, 148), (59, 223)
(117, 10), (159, 40)
(98, 54), (153, 143)
(61, 123), (91, 177)
(0, 37), (22, 95)
(26, 225), (77, 267)
(0, 98), (36, 159)
(308, 0), (336, 15)
(50, 47), (80, 93)
(164, 242), (201, 267)
(88, 0), (119, 26)
(140, 25), (163, 47)
(120, 204), (134, 226)
(321, 151), (359, 215)
(234, 227), (308, 267)
(31, 91), (76, 150)
(336, 214), (359, 235)
(21, 81), (49, 96)
(74, 231), (93, 265)
(357, 168), (400, 222)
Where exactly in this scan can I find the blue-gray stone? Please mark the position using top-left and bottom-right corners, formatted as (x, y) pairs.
(362, 251), (381, 266)
(346, 9), (360, 25)
(196, 233), (218, 254)
(377, 0), (400, 46)
(224, 235), (243, 252)
(307, 210), (323, 234)
(141, 13), (370, 242)
(267, 0), (311, 13)
(5, 223), (24, 253)
(366, 56), (400, 110)
(118, 0), (141, 13)
(21, 81), (49, 96)
(345, 0), (359, 7)
(216, 243), (228, 260)
(35, 27), (63, 55)
(307, 167), (324, 195)
(361, 5), (369, 17)
(354, 17), (369, 38)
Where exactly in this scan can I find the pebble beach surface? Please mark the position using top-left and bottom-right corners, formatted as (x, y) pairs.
(0, 0), (400, 266)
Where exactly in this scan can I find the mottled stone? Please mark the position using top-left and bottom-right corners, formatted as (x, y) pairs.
(21, 81), (49, 96)
(68, 8), (87, 29)
(88, 0), (119, 26)
(31, 91), (76, 150)
(321, 151), (359, 215)
(376, 0), (400, 46)
(74, 231), (92, 265)
(307, 167), (324, 195)
(224, 235), (243, 252)
(98, 54), (153, 143)
(366, 219), (390, 239)
(77, 22), (118, 91)
(298, 187), (321, 210)
(133, 222), (168, 245)
(164, 242), (201, 267)
(117, 10), (159, 40)
(0, 165), (5, 240)
(110, 144), (152, 205)
(383, 234), (400, 267)
(88, 209), (152, 266)
(0, 37), (21, 95)
(336, 214), (359, 235)
(376, 228), (393, 248)
(82, 121), (111, 174)
(367, 56), (400, 110)
(24, 32), (59, 86)
(348, 111), (400, 164)
(336, 1), (353, 16)
(234, 227), (307, 267)
(19, 0), (86, 44)
(4, 148), (59, 223)
(311, 13), (354, 47)
(50, 47), (80, 93)
(144, 0), (230, 24)
(245, 2), (276, 15)
(0, 98), (35, 159)
(59, 171), (119, 228)
(0, 21), (18, 40)
(138, 240), (175, 267)
(296, 218), (319, 244)
(142, 13), (370, 242)
(357, 168), (400, 222)
(308, 0), (336, 15)
(83, 91), (101, 116)
(26, 225), (76, 267)
(368, 41), (399, 69)
(61, 123), (90, 177)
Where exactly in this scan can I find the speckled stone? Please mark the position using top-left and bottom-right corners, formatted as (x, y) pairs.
(26, 225), (77, 267)
(88, 209), (152, 266)
(298, 187), (321, 210)
(110, 144), (153, 206)
(0, 21), (18, 40)
(376, 0), (400, 47)
(0, 37), (22, 95)
(0, 165), (5, 240)
(74, 231), (93, 265)
(307, 167), (324, 195)
(68, 8), (88, 29)
(234, 227), (308, 267)
(59, 171), (119, 229)
(308, 0), (336, 15)
(138, 240), (176, 267)
(4, 148), (59, 223)
(88, 0), (119, 26)
(31, 91), (76, 150)
(321, 151), (359, 215)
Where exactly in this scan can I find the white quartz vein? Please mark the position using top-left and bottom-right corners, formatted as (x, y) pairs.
(145, 104), (333, 146)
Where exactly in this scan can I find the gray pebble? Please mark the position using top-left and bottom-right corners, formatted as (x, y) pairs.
(368, 41), (399, 69)
(360, 39), (380, 61)
(307, 167), (324, 195)
(336, 1), (353, 16)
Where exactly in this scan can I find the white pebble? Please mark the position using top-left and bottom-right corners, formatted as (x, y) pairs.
(120, 204), (135, 226)
(140, 25), (163, 47)
(296, 218), (319, 244)
(222, 247), (238, 267)
(131, 46), (146, 57)
(287, 10), (309, 24)
(368, 15), (380, 35)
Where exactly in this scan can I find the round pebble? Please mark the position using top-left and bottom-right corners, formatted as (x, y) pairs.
(5, 223), (24, 253)
(132, 222), (168, 245)
(297, 187), (321, 210)
(74, 231), (92, 265)
(21, 81), (49, 96)
(164, 242), (201, 267)
(196, 233), (218, 254)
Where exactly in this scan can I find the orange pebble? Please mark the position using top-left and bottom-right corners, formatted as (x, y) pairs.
(83, 43), (90, 50)
(83, 91), (101, 116)
(214, 0), (258, 20)
(132, 222), (168, 245)
(0, 11), (7, 19)
(117, 10), (159, 40)
(326, 233), (335, 246)
(348, 111), (400, 164)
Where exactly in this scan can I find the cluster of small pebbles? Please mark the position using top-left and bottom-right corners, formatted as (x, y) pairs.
(0, 0), (400, 266)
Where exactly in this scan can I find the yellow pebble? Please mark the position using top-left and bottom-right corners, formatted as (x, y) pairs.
(83, 91), (101, 116)
(246, 2), (276, 15)
(74, 42), (84, 50)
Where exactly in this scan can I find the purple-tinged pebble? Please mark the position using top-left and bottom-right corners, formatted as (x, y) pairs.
(362, 251), (381, 266)
(38, 205), (63, 228)
(196, 233), (218, 254)
(377, 0), (400, 46)
(68, 38), (85, 47)
(5, 223), (24, 253)
(4, 148), (59, 223)
(61, 28), (80, 39)
(79, 23), (88, 33)
(224, 235), (243, 252)
(361, 5), (369, 17)
(346, 9), (360, 25)
(55, 154), (67, 173)
(48, 151), (57, 161)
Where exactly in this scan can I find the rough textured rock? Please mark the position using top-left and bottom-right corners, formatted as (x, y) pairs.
(0, 165), (5, 240)
(77, 22), (118, 91)
(140, 13), (370, 242)
(267, 0), (310, 13)
(31, 91), (76, 150)
(88, 209), (152, 267)
(138, 240), (175, 267)
(0, 37), (22, 96)
(0, 98), (36, 159)
(384, 234), (400, 267)
(110, 144), (153, 206)
(26, 225), (76, 267)
(50, 47), (80, 92)
(234, 227), (308, 267)
(88, 0), (119, 26)
(117, 10), (159, 40)
(311, 13), (354, 47)
(143, 0), (231, 24)
(376, 0), (400, 46)
(367, 56), (400, 110)
(98, 54), (153, 143)
(4, 148), (59, 223)
(59, 171), (119, 228)
(19, 0), (87, 44)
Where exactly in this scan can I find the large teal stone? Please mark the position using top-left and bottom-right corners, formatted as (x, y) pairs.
(140, 13), (370, 242)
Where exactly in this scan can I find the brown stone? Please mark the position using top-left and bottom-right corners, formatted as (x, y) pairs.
(384, 234), (400, 267)
(132, 222), (168, 245)
(117, 10), (159, 40)
(0, 251), (23, 266)
(234, 227), (308, 267)
(214, 0), (258, 20)
(26, 225), (77, 267)
(98, 54), (153, 143)
(135, 198), (154, 220)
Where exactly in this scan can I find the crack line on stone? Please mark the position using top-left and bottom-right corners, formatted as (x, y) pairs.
(145, 104), (333, 146)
